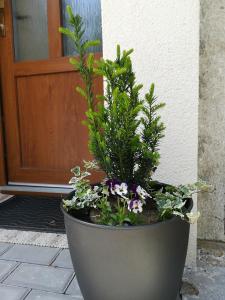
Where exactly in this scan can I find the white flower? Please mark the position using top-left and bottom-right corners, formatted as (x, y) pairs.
(134, 164), (139, 172)
(186, 211), (201, 224)
(128, 199), (143, 214)
(110, 187), (116, 195)
(114, 183), (128, 198)
(136, 186), (149, 199)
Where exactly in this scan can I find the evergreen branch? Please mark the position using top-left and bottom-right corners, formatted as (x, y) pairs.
(59, 6), (166, 188)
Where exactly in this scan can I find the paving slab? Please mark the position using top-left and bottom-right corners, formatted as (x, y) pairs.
(25, 290), (78, 300)
(4, 263), (74, 293)
(52, 249), (73, 269)
(0, 260), (19, 282)
(0, 242), (13, 255)
(65, 277), (83, 298)
(184, 266), (225, 299)
(0, 284), (30, 300)
(0, 244), (60, 265)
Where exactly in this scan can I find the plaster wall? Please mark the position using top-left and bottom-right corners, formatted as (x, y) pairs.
(101, 0), (199, 267)
(198, 0), (225, 242)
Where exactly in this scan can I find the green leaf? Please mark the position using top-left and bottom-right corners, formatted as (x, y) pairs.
(123, 48), (134, 58)
(71, 166), (81, 176)
(76, 86), (87, 99)
(69, 57), (80, 69)
(96, 95), (106, 101)
(87, 53), (94, 70)
(112, 67), (127, 78)
(83, 40), (101, 51)
(149, 83), (155, 99)
(117, 45), (121, 60)
(67, 5), (74, 22)
(93, 68), (104, 76)
(58, 27), (74, 39)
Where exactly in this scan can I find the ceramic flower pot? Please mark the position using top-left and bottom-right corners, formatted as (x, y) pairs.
(62, 193), (192, 300)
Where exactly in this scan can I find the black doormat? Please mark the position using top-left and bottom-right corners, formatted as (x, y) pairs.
(0, 195), (65, 233)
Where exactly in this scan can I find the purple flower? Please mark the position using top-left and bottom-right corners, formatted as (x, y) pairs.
(128, 199), (143, 213)
(106, 179), (120, 188)
(129, 183), (139, 199)
(105, 179), (121, 195)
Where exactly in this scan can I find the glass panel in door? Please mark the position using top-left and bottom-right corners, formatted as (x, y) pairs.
(62, 0), (102, 56)
(11, 0), (48, 61)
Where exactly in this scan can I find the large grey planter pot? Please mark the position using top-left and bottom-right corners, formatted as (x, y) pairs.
(62, 197), (192, 300)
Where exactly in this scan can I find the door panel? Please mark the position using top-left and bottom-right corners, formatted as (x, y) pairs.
(0, 0), (103, 185)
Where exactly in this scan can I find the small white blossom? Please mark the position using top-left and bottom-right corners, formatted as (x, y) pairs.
(134, 164), (139, 172)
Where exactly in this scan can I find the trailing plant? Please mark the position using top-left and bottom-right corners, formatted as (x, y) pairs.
(63, 162), (210, 226)
(154, 181), (210, 222)
(60, 6), (211, 226)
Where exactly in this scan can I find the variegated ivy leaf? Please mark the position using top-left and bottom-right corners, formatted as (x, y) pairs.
(71, 166), (81, 176)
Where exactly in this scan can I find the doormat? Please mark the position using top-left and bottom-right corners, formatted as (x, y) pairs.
(0, 195), (65, 233)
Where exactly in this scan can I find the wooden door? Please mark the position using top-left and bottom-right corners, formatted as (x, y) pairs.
(0, 0), (102, 186)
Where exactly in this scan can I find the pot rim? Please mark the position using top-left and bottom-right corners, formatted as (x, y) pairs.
(61, 197), (193, 231)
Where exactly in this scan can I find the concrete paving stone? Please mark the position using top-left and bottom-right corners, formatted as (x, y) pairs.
(65, 277), (83, 298)
(4, 263), (74, 293)
(0, 284), (30, 300)
(24, 290), (80, 300)
(52, 249), (73, 269)
(0, 260), (19, 282)
(0, 242), (13, 255)
(184, 266), (225, 300)
(0, 244), (60, 265)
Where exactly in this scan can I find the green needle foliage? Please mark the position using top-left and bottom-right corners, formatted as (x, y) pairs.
(59, 5), (165, 188)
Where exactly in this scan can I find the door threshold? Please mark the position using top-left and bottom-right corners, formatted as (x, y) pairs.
(0, 185), (73, 196)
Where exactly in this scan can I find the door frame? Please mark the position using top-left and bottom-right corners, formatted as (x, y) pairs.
(0, 0), (6, 185)
(0, 101), (6, 186)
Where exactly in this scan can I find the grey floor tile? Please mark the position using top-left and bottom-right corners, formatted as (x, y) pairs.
(0, 245), (60, 265)
(0, 284), (29, 300)
(184, 266), (225, 300)
(25, 290), (78, 300)
(0, 242), (13, 256)
(4, 263), (74, 293)
(65, 277), (83, 298)
(0, 260), (18, 282)
(52, 250), (73, 269)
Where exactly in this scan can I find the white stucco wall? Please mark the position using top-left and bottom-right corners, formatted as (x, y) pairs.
(101, 0), (199, 267)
